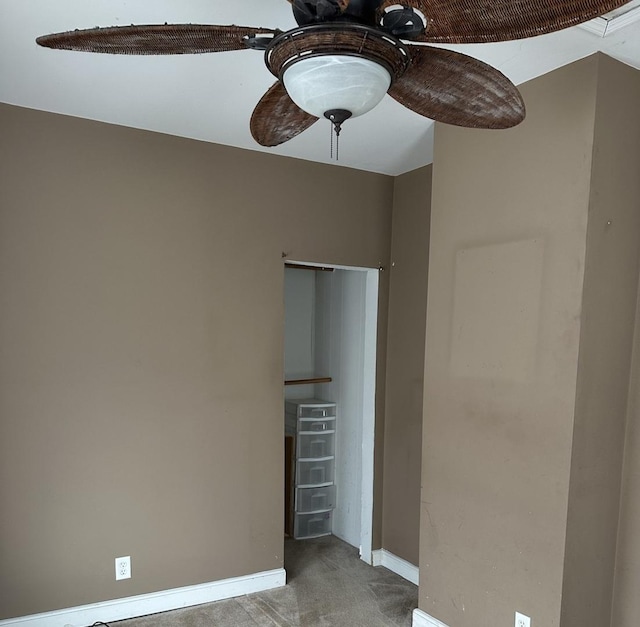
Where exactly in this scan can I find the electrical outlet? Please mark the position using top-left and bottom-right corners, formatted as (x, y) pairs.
(515, 611), (531, 627)
(115, 555), (131, 580)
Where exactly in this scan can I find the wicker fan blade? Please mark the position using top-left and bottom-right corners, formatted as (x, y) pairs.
(36, 24), (276, 55)
(250, 82), (319, 147)
(389, 45), (525, 129)
(378, 0), (632, 43)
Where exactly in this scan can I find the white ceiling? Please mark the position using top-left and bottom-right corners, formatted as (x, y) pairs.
(2, 0), (640, 175)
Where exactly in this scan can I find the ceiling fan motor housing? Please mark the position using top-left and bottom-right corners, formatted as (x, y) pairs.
(293, 0), (380, 26)
(380, 6), (426, 38)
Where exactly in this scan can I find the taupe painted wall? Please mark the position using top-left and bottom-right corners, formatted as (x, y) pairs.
(421, 57), (598, 627)
(609, 61), (640, 627)
(561, 55), (640, 627)
(382, 165), (432, 566)
(420, 54), (640, 627)
(614, 279), (640, 627)
(0, 103), (393, 619)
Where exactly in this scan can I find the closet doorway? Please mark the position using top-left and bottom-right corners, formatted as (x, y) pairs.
(284, 260), (379, 564)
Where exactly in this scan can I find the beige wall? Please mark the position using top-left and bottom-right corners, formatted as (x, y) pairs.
(420, 53), (640, 627)
(614, 280), (640, 627)
(562, 55), (640, 627)
(609, 62), (640, 627)
(421, 56), (598, 627)
(0, 103), (393, 619)
(382, 165), (432, 566)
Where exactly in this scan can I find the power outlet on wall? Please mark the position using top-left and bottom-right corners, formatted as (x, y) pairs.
(515, 611), (531, 627)
(115, 555), (131, 580)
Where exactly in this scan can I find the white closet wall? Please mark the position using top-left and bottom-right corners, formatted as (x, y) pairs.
(315, 270), (366, 547)
(284, 268), (316, 400)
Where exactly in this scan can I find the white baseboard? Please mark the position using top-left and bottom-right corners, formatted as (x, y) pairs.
(0, 568), (286, 627)
(412, 608), (450, 627)
(371, 548), (384, 567)
(371, 549), (419, 586)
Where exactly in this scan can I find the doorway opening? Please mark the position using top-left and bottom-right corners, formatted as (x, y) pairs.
(283, 260), (379, 564)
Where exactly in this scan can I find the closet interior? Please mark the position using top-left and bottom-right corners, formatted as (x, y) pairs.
(283, 262), (373, 550)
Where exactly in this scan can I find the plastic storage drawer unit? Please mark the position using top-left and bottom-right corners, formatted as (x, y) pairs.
(285, 398), (337, 539)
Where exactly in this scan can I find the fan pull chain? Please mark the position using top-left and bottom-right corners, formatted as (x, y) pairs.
(330, 121), (334, 160)
(324, 109), (352, 163)
(329, 123), (340, 161)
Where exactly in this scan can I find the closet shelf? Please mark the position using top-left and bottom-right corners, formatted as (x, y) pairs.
(284, 377), (332, 386)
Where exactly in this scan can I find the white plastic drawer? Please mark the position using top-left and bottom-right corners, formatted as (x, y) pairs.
(298, 404), (336, 418)
(296, 485), (336, 513)
(294, 510), (332, 539)
(297, 458), (334, 487)
(297, 417), (335, 433)
(297, 432), (335, 459)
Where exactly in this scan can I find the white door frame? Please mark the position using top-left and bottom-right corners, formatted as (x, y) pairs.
(358, 267), (378, 564)
(284, 260), (379, 564)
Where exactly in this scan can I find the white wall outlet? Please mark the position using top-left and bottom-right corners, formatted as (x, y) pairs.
(115, 555), (131, 580)
(515, 611), (531, 627)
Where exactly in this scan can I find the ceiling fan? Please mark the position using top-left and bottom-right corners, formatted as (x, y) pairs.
(37, 0), (632, 148)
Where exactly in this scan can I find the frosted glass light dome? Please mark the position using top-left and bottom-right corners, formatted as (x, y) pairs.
(282, 55), (391, 119)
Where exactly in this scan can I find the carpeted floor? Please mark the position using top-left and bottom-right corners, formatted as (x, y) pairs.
(114, 535), (418, 626)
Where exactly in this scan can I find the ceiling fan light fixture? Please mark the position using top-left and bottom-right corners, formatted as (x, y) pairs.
(282, 54), (391, 119)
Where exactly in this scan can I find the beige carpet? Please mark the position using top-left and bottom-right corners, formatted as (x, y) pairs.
(114, 535), (417, 626)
